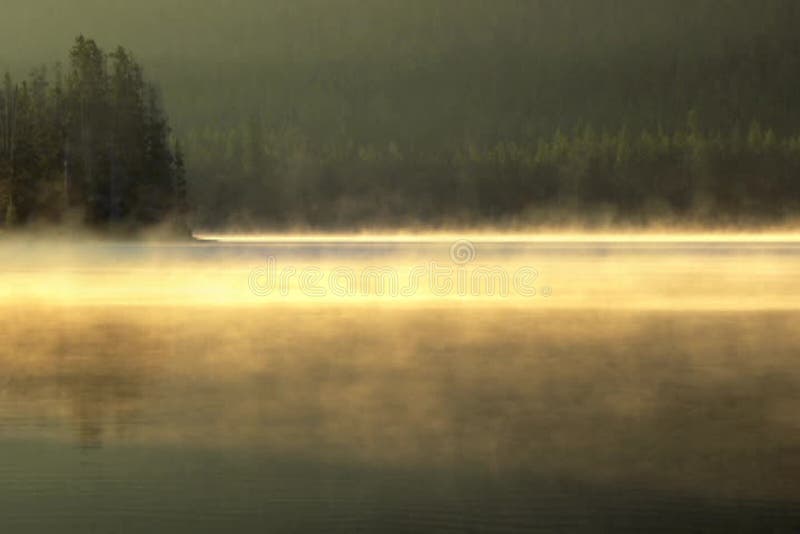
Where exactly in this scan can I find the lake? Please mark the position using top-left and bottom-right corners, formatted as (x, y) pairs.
(1, 236), (799, 532)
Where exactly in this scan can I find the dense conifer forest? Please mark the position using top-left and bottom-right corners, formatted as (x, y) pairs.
(2, 1), (800, 229)
(0, 37), (186, 231)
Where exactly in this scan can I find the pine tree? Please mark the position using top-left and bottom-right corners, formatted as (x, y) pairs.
(67, 35), (111, 222)
(5, 196), (17, 227)
(173, 140), (188, 216)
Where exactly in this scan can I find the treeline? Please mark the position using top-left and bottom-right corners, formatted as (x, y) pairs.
(187, 114), (800, 228)
(3, 2), (800, 229)
(159, 0), (800, 228)
(0, 36), (186, 231)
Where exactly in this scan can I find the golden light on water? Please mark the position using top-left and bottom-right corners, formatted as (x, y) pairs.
(1, 232), (799, 309)
(4, 304), (799, 503)
(3, 233), (800, 509)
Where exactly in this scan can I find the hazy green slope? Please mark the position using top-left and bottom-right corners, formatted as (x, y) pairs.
(3, 1), (800, 227)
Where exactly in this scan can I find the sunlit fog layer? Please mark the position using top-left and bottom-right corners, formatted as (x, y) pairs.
(1, 234), (799, 309)
(1, 235), (799, 531)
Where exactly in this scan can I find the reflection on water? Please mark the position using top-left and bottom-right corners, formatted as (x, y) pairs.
(1, 239), (799, 532)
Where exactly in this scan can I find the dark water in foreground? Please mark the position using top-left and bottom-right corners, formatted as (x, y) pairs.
(1, 241), (799, 532)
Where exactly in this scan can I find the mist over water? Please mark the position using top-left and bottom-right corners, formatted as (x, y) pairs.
(1, 235), (799, 531)
(2, 233), (800, 308)
(3, 1), (800, 530)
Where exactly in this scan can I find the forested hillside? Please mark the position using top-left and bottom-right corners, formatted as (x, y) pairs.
(2, 1), (800, 228)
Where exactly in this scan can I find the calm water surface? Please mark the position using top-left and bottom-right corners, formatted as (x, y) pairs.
(1, 239), (799, 532)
